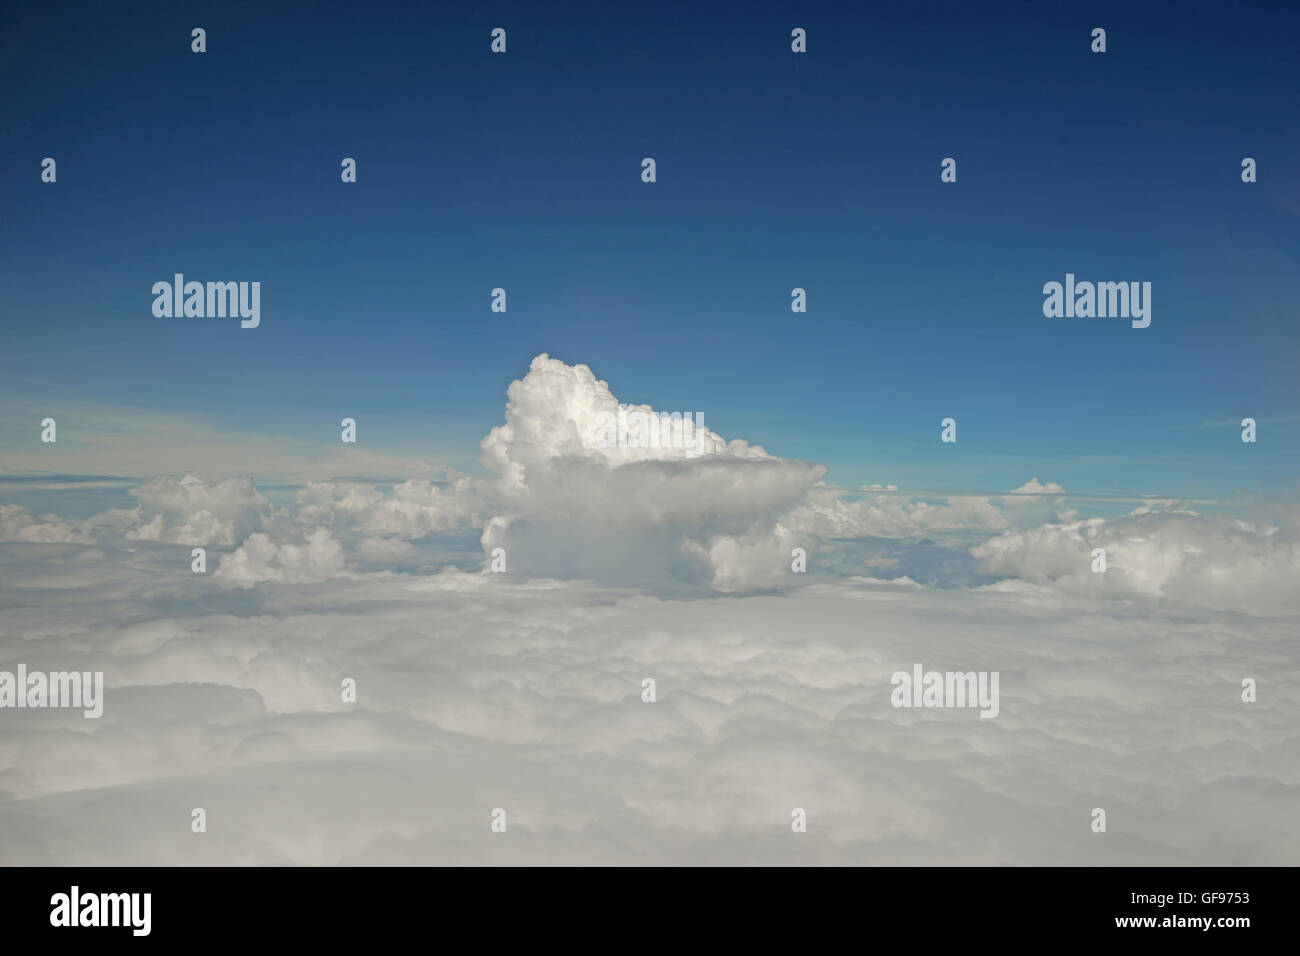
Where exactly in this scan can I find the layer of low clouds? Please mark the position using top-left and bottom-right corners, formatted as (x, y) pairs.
(1, 559), (1293, 865)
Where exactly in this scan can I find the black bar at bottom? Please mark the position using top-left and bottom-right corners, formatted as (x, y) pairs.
(0, 866), (1284, 943)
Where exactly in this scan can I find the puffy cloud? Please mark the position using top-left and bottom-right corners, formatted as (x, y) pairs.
(972, 506), (1300, 613)
(479, 354), (743, 479)
(359, 478), (485, 537)
(0, 505), (93, 543)
(214, 528), (347, 587)
(127, 474), (269, 546)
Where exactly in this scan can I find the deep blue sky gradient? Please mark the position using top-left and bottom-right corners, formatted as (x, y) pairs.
(2, 0), (1297, 497)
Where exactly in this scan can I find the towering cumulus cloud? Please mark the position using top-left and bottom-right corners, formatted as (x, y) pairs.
(271, 355), (827, 590)
(474, 355), (824, 590)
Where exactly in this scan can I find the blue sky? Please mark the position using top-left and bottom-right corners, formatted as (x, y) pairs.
(1, 0), (1296, 498)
